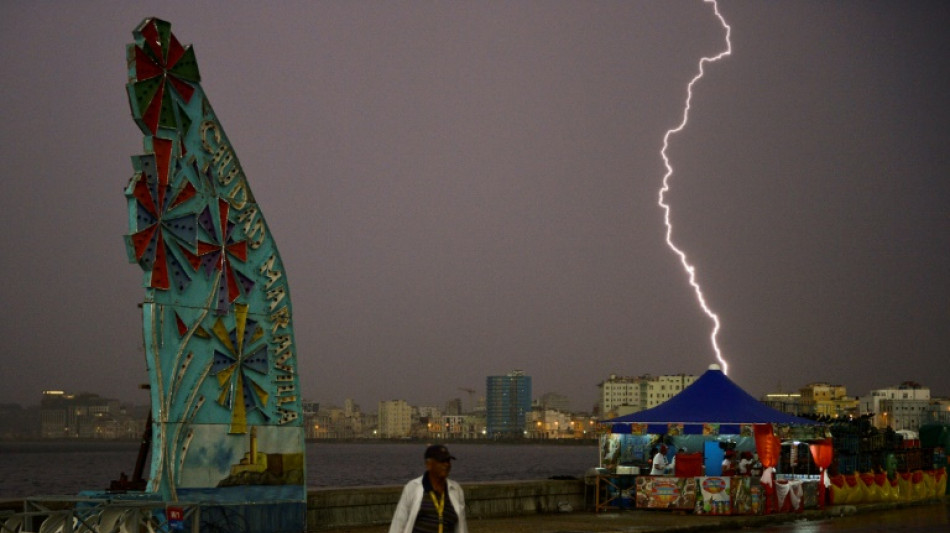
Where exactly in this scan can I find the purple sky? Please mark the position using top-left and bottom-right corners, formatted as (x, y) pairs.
(1, 1), (948, 412)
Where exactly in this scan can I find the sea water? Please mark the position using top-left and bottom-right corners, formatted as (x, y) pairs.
(0, 441), (597, 498)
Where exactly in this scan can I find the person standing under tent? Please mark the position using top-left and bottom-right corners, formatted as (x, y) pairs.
(721, 450), (737, 476)
(738, 451), (753, 475)
(651, 444), (670, 475)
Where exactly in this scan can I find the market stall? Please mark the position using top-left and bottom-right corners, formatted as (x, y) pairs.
(598, 364), (826, 514)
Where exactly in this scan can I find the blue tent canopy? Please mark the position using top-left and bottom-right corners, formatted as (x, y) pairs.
(603, 365), (820, 435)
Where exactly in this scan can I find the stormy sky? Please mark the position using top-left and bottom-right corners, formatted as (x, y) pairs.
(1, 1), (948, 412)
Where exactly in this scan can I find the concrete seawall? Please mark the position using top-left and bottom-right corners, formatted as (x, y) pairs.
(307, 479), (586, 531)
(0, 480), (588, 532)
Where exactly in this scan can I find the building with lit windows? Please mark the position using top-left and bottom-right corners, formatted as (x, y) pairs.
(486, 370), (532, 439)
(799, 382), (858, 418)
(924, 399), (950, 424)
(761, 392), (803, 415)
(39, 390), (131, 439)
(647, 374), (697, 407)
(859, 382), (930, 430)
(598, 374), (697, 418)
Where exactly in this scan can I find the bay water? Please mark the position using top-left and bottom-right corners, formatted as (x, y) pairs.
(0, 441), (598, 498)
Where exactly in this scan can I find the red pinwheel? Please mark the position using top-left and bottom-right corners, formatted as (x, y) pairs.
(196, 199), (256, 314)
(127, 138), (199, 291)
(128, 18), (201, 135)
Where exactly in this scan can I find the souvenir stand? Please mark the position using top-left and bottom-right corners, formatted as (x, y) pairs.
(599, 365), (826, 515)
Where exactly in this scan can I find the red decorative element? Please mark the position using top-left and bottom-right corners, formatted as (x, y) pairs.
(134, 47), (163, 79)
(809, 438), (834, 509)
(154, 138), (172, 207)
(127, 138), (199, 291)
(132, 179), (158, 219)
(227, 240), (248, 262)
(139, 22), (163, 62)
(175, 313), (188, 337)
(753, 424), (780, 468)
(195, 199), (255, 314)
(152, 232), (170, 289)
(197, 241), (218, 257)
(131, 20), (198, 135)
(169, 181), (197, 210)
(811, 442), (834, 467)
(225, 262), (241, 304)
(167, 76), (195, 104)
(218, 198), (230, 240)
(165, 34), (186, 68)
(131, 223), (158, 259)
(141, 83), (166, 137)
(753, 424), (780, 514)
(154, 139), (172, 183)
(180, 246), (201, 270)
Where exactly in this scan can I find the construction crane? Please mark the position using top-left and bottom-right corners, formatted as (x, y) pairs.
(458, 387), (476, 413)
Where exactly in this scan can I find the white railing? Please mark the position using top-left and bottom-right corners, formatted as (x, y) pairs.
(1, 497), (201, 533)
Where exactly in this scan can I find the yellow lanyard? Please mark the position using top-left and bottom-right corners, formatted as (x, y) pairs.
(428, 490), (445, 533)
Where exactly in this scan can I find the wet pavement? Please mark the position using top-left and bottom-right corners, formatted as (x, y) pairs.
(323, 497), (949, 532)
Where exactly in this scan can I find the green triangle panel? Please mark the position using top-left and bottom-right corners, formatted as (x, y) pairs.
(178, 102), (193, 137)
(159, 88), (178, 131)
(170, 47), (201, 82)
(155, 19), (172, 62)
(130, 78), (162, 120)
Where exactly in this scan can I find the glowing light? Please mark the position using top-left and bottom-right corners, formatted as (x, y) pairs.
(658, 0), (732, 374)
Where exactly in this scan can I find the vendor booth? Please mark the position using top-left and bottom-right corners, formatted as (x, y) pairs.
(598, 364), (826, 514)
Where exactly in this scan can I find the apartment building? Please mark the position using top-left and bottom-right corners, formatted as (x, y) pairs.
(799, 382), (858, 418)
(859, 382), (931, 429)
(598, 373), (697, 418)
(378, 399), (412, 438)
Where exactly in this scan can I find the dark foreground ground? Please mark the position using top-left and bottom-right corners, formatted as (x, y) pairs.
(326, 497), (950, 533)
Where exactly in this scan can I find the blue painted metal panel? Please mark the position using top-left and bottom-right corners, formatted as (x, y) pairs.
(124, 18), (305, 531)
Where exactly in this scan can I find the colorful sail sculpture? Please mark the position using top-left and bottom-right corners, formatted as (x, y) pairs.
(124, 18), (305, 531)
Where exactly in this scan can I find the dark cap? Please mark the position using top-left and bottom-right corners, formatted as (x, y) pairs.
(424, 444), (456, 462)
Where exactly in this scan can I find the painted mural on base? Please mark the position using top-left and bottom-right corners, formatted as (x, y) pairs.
(124, 17), (305, 531)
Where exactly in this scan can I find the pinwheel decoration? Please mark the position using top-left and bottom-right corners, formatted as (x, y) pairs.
(126, 137), (199, 291)
(196, 199), (255, 314)
(210, 304), (270, 434)
(128, 18), (201, 136)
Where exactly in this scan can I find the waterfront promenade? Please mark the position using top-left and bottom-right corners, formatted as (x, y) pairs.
(324, 498), (950, 532)
(1, 493), (945, 532)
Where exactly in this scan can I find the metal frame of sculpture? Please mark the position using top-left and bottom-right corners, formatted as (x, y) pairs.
(124, 18), (305, 532)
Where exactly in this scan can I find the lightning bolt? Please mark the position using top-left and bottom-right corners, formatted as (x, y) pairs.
(658, 0), (732, 374)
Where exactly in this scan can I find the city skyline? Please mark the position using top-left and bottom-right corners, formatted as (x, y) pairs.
(11, 370), (945, 414)
(2, 2), (948, 412)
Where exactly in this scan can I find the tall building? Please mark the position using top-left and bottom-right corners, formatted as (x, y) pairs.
(486, 370), (532, 439)
(378, 399), (412, 438)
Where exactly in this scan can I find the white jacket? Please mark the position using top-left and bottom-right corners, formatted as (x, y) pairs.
(389, 475), (468, 533)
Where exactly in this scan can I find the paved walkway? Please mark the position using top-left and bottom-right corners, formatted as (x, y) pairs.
(322, 498), (948, 532)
